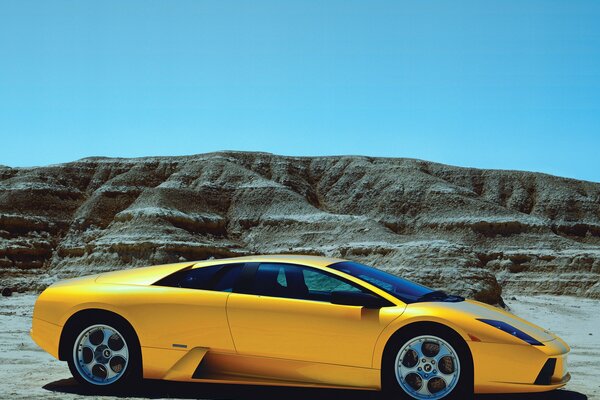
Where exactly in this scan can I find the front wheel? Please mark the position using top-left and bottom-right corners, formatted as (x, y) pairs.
(67, 317), (140, 390)
(383, 324), (473, 399)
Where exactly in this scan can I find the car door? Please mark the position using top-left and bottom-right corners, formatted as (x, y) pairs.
(226, 262), (400, 368)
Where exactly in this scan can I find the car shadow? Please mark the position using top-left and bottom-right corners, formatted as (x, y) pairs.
(43, 378), (588, 400)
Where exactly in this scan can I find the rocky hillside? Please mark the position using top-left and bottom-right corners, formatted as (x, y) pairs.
(1, 152), (599, 304)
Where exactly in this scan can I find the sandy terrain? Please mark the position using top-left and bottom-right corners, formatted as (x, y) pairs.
(0, 293), (596, 400)
(505, 295), (600, 400)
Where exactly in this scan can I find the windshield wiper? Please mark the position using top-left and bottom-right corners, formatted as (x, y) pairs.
(416, 290), (450, 302)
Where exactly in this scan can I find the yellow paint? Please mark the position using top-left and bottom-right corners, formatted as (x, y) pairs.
(195, 351), (381, 389)
(227, 292), (403, 367)
(31, 254), (571, 394)
(141, 346), (187, 379)
(162, 347), (209, 381)
(30, 317), (61, 359)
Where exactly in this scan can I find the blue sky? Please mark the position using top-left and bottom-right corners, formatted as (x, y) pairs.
(1, 1), (599, 182)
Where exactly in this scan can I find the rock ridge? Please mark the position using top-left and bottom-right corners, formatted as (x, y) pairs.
(1, 152), (600, 304)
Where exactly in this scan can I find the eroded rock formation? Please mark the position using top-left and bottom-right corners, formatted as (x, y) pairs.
(1, 152), (599, 304)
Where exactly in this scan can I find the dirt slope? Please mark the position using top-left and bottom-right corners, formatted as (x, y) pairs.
(1, 152), (600, 304)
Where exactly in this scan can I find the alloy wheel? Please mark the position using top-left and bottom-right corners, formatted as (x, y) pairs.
(72, 324), (130, 385)
(394, 335), (461, 399)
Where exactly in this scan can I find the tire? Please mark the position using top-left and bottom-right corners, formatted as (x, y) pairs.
(382, 323), (473, 400)
(65, 314), (141, 391)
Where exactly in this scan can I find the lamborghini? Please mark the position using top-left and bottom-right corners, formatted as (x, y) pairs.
(31, 255), (570, 399)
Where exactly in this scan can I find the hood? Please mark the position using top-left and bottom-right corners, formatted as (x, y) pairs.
(94, 261), (195, 286)
(457, 300), (557, 343)
(406, 299), (557, 344)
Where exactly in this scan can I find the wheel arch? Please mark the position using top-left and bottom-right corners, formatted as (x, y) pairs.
(58, 308), (140, 361)
(373, 316), (473, 369)
(379, 321), (475, 397)
(381, 321), (473, 363)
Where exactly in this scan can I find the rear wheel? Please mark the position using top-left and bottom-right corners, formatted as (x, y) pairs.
(66, 317), (140, 390)
(383, 324), (473, 399)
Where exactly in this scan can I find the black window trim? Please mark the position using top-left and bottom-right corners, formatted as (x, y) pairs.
(234, 262), (259, 294)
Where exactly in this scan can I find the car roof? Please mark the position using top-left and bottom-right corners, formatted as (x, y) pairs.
(192, 254), (346, 269)
(94, 255), (347, 286)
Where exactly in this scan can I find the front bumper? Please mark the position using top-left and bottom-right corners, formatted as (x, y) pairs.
(30, 317), (62, 360)
(535, 356), (569, 386)
(470, 338), (570, 394)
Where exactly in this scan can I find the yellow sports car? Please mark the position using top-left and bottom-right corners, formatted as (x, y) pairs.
(31, 255), (570, 399)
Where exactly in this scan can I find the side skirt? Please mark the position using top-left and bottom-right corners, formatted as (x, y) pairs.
(159, 348), (381, 390)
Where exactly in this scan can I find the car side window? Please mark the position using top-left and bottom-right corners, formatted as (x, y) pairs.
(154, 264), (243, 292)
(302, 268), (362, 293)
(250, 263), (366, 302)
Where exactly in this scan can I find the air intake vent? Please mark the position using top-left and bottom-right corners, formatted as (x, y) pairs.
(534, 358), (556, 385)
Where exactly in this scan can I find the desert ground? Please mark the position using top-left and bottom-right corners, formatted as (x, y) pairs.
(0, 293), (597, 400)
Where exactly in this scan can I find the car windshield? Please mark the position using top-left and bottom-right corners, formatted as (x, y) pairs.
(329, 261), (439, 304)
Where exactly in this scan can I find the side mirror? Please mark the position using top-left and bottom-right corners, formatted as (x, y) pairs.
(331, 290), (392, 308)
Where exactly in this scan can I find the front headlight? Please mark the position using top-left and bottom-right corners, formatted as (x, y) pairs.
(477, 319), (544, 346)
